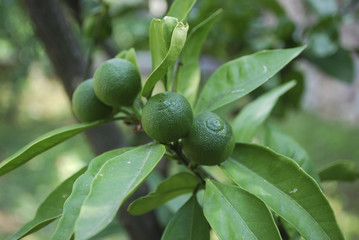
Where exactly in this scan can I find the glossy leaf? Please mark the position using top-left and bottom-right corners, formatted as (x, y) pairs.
(149, 18), (169, 71)
(232, 80), (296, 142)
(50, 148), (131, 240)
(175, 9), (222, 106)
(263, 122), (320, 183)
(0, 120), (107, 177)
(149, 16), (179, 72)
(145, 172), (192, 227)
(145, 172), (176, 226)
(146, 172), (193, 206)
(203, 180), (281, 240)
(167, 0), (196, 22)
(194, 46), (306, 114)
(222, 143), (344, 240)
(74, 143), (166, 240)
(162, 195), (209, 240)
(319, 160), (359, 182)
(142, 22), (189, 98)
(162, 16), (179, 49)
(8, 167), (86, 240)
(128, 172), (201, 216)
(115, 48), (140, 72)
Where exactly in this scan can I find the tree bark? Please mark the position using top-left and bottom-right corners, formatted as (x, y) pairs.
(23, 0), (162, 239)
(23, 0), (123, 155)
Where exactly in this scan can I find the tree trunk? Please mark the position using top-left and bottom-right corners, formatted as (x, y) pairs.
(23, 0), (162, 239)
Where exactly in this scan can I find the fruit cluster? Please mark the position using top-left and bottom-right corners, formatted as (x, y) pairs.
(142, 92), (235, 166)
(72, 59), (235, 166)
(72, 58), (141, 122)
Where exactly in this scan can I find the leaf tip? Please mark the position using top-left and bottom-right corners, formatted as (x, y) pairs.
(297, 45), (307, 53)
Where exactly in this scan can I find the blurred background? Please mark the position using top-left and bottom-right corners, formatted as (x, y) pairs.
(0, 0), (358, 239)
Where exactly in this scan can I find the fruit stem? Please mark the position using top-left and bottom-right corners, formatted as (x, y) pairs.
(168, 142), (216, 184)
(119, 106), (134, 116)
(164, 152), (177, 161)
(111, 115), (139, 124)
(114, 107), (141, 125)
(112, 116), (128, 121)
(129, 105), (141, 121)
(197, 166), (217, 182)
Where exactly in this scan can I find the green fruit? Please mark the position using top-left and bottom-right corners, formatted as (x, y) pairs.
(182, 112), (235, 166)
(93, 58), (141, 107)
(72, 79), (113, 122)
(141, 92), (193, 143)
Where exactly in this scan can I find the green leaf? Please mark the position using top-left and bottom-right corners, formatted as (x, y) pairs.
(308, 31), (338, 58)
(74, 143), (166, 240)
(275, 16), (295, 41)
(222, 143), (344, 240)
(175, 9), (222, 106)
(306, 48), (354, 83)
(128, 172), (201, 216)
(163, 16), (180, 54)
(257, 0), (285, 15)
(145, 172), (192, 227)
(232, 80), (296, 142)
(305, 0), (337, 16)
(263, 122), (321, 183)
(194, 46), (306, 114)
(0, 120), (107, 177)
(203, 180), (281, 240)
(149, 18), (169, 71)
(8, 167), (86, 240)
(306, 16), (339, 57)
(319, 160), (359, 182)
(115, 48), (140, 72)
(280, 68), (305, 109)
(50, 148), (131, 240)
(149, 16), (179, 72)
(162, 195), (209, 240)
(147, 15), (181, 91)
(142, 22), (189, 98)
(167, 0), (197, 22)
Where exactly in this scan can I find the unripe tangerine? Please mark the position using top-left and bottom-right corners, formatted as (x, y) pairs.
(72, 79), (113, 122)
(182, 112), (235, 166)
(93, 58), (141, 107)
(141, 92), (193, 143)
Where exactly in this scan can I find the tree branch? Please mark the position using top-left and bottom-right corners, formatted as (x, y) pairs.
(23, 1), (162, 239)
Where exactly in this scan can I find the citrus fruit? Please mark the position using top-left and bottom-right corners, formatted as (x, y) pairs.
(182, 112), (235, 166)
(93, 58), (141, 107)
(72, 79), (113, 122)
(141, 92), (193, 143)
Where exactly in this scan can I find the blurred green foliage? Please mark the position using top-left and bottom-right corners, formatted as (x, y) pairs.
(0, 0), (50, 123)
(0, 0), (358, 239)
